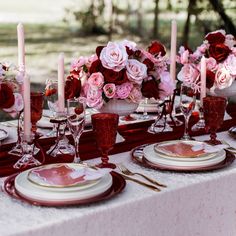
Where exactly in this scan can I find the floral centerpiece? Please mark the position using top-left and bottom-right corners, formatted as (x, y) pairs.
(67, 40), (174, 111)
(177, 29), (236, 94)
(0, 62), (24, 117)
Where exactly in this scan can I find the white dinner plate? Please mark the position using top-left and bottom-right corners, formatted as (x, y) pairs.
(0, 128), (9, 141)
(154, 140), (217, 159)
(144, 144), (226, 168)
(27, 163), (104, 189)
(15, 168), (112, 203)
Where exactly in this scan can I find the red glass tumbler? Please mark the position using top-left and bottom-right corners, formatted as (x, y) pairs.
(30, 92), (44, 133)
(91, 113), (119, 169)
(203, 96), (226, 145)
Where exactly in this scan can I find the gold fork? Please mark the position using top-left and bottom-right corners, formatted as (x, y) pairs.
(118, 164), (167, 188)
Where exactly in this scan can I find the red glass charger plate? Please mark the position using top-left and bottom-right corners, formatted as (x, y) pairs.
(131, 144), (235, 172)
(3, 171), (126, 207)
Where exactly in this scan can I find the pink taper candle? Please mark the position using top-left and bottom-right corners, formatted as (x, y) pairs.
(23, 74), (31, 140)
(170, 20), (177, 85)
(200, 56), (206, 105)
(17, 23), (25, 71)
(58, 53), (65, 113)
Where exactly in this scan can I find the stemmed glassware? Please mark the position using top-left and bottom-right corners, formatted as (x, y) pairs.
(203, 96), (226, 145)
(67, 97), (86, 163)
(30, 92), (44, 134)
(180, 84), (196, 140)
(91, 113), (119, 169)
(45, 79), (75, 157)
(45, 80), (59, 137)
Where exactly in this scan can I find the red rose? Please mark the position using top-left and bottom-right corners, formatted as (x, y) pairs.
(0, 83), (15, 109)
(103, 68), (128, 85)
(141, 78), (160, 99)
(208, 43), (231, 62)
(45, 88), (57, 97)
(206, 70), (215, 89)
(143, 58), (154, 71)
(96, 46), (105, 57)
(148, 41), (166, 56)
(65, 77), (81, 99)
(205, 31), (225, 44)
(89, 59), (104, 74)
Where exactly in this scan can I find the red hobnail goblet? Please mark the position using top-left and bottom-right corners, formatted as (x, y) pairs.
(91, 113), (119, 169)
(30, 92), (44, 133)
(203, 96), (227, 145)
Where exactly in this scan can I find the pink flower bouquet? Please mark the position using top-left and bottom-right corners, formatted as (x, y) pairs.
(0, 62), (24, 117)
(177, 30), (236, 93)
(67, 40), (174, 109)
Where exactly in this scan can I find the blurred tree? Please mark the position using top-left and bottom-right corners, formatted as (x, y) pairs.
(208, 0), (236, 35)
(153, 0), (160, 38)
(137, 0), (143, 36)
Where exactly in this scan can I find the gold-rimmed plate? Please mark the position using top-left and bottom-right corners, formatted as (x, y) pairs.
(27, 163), (103, 189)
(154, 140), (216, 159)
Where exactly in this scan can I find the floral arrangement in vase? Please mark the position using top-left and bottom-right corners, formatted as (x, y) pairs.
(67, 40), (174, 110)
(0, 62), (24, 117)
(177, 29), (236, 94)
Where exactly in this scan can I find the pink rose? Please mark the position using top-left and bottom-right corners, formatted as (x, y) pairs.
(103, 83), (116, 98)
(71, 57), (87, 71)
(3, 93), (24, 116)
(86, 87), (103, 109)
(100, 42), (128, 72)
(115, 82), (133, 99)
(88, 72), (104, 89)
(225, 34), (236, 49)
(215, 65), (234, 90)
(206, 57), (218, 71)
(224, 54), (236, 76)
(86, 54), (98, 68)
(177, 64), (200, 85)
(120, 39), (137, 51)
(159, 72), (174, 100)
(128, 86), (142, 103)
(126, 59), (147, 85)
(180, 50), (189, 64)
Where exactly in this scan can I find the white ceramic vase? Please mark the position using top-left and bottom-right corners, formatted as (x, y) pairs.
(98, 99), (139, 116)
(211, 81), (236, 100)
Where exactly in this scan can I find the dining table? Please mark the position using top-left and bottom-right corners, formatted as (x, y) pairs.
(0, 114), (236, 236)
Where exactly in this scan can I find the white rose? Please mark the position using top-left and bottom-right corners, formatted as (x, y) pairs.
(215, 65), (234, 90)
(100, 42), (128, 72)
(126, 59), (147, 85)
(224, 54), (236, 76)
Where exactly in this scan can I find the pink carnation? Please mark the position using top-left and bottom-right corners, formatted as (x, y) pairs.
(206, 57), (218, 71)
(71, 56), (87, 71)
(115, 82), (133, 99)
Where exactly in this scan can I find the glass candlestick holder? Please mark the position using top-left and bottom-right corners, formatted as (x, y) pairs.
(46, 112), (75, 157)
(13, 133), (41, 169)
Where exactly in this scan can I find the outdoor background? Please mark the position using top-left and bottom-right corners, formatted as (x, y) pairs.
(0, 0), (235, 120)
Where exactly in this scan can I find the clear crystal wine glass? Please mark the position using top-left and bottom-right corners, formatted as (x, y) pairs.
(45, 80), (58, 137)
(67, 97), (86, 163)
(180, 84), (196, 140)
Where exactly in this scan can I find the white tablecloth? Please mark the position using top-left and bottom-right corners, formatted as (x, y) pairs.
(0, 131), (236, 236)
